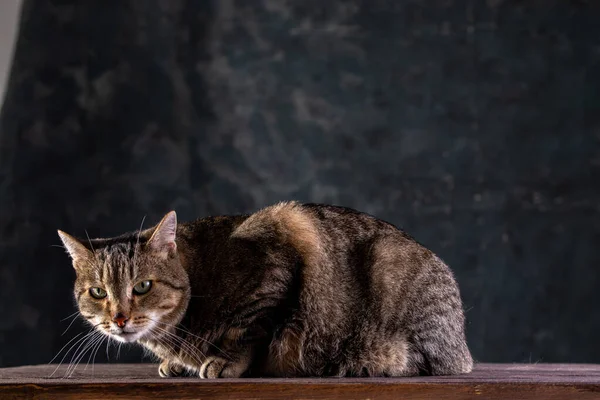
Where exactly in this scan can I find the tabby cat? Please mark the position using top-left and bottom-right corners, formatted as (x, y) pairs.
(58, 202), (473, 378)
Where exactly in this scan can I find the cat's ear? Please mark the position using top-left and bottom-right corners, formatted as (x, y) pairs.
(148, 211), (177, 253)
(57, 230), (93, 265)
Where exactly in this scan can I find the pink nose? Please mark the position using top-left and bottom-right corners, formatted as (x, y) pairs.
(113, 313), (129, 328)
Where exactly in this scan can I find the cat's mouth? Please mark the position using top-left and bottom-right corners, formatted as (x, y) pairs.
(110, 328), (146, 343)
(102, 318), (156, 343)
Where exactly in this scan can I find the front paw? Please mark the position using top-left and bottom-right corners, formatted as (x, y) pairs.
(158, 360), (184, 377)
(199, 356), (248, 379)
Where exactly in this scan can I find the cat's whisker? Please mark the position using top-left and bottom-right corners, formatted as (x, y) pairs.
(84, 230), (100, 266)
(66, 331), (104, 378)
(162, 339), (204, 370)
(151, 326), (202, 361)
(151, 326), (206, 367)
(105, 336), (111, 361)
(117, 342), (123, 360)
(150, 321), (209, 361)
(61, 312), (81, 336)
(149, 329), (179, 363)
(148, 318), (230, 360)
(83, 335), (103, 372)
(48, 331), (86, 366)
(63, 331), (99, 377)
(60, 311), (81, 322)
(56, 323), (103, 378)
(162, 332), (207, 366)
(157, 337), (179, 361)
(154, 322), (217, 359)
(133, 215), (146, 268)
(49, 330), (97, 378)
(152, 331), (201, 376)
(93, 336), (107, 375)
(86, 335), (106, 375)
(84, 230), (95, 252)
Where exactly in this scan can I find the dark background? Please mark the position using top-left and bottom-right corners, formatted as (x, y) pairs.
(0, 0), (599, 368)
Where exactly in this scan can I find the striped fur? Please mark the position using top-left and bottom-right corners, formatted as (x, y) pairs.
(58, 201), (472, 378)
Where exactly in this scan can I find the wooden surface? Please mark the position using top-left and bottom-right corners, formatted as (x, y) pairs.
(0, 363), (599, 399)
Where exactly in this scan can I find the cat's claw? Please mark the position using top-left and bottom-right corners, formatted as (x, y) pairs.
(158, 360), (184, 378)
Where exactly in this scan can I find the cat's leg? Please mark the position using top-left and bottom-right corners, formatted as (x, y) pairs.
(413, 332), (473, 376)
(354, 334), (422, 377)
(196, 325), (263, 379)
(158, 360), (185, 377)
(410, 271), (473, 375)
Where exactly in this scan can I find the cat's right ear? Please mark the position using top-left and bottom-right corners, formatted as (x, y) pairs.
(147, 211), (177, 254)
(57, 230), (93, 266)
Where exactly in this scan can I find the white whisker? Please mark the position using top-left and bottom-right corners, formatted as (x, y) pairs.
(105, 337), (111, 361)
(63, 329), (102, 377)
(133, 215), (146, 268)
(60, 311), (80, 322)
(48, 331), (85, 366)
(84, 335), (103, 371)
(61, 312), (81, 336)
(50, 330), (97, 378)
(65, 331), (103, 378)
(84, 230), (101, 269)
(151, 326), (206, 367)
(68, 332), (104, 377)
(150, 330), (178, 361)
(117, 342), (123, 359)
(147, 318), (230, 360)
(87, 335), (106, 375)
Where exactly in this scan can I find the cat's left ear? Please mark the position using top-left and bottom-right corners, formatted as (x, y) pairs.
(57, 230), (93, 265)
(148, 211), (177, 253)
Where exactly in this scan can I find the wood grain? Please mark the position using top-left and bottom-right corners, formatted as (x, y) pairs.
(0, 363), (598, 399)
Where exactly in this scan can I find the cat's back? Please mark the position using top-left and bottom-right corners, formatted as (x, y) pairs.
(233, 201), (411, 240)
(230, 201), (427, 262)
(183, 202), (437, 290)
(180, 214), (249, 241)
(231, 201), (439, 305)
(301, 202), (414, 241)
(178, 214), (252, 267)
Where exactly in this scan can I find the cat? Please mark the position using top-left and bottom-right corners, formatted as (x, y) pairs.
(57, 201), (473, 378)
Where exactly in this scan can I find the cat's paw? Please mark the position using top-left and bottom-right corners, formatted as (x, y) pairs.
(158, 360), (184, 378)
(199, 356), (248, 379)
(199, 356), (227, 379)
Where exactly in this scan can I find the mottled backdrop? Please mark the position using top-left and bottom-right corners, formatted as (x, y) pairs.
(0, 0), (599, 368)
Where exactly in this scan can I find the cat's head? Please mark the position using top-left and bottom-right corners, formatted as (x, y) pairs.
(57, 211), (190, 343)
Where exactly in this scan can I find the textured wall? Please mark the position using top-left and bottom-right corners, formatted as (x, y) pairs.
(0, 0), (599, 368)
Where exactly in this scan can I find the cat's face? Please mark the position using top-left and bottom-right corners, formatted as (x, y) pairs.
(58, 212), (190, 343)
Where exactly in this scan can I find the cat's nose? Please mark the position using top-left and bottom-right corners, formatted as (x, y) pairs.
(112, 313), (129, 328)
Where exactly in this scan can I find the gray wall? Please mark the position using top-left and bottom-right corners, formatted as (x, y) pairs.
(0, 0), (599, 368)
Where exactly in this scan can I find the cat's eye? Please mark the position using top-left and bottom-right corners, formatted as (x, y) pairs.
(133, 280), (152, 295)
(89, 287), (107, 299)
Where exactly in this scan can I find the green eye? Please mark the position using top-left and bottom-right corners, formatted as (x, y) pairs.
(89, 287), (107, 299)
(133, 280), (152, 295)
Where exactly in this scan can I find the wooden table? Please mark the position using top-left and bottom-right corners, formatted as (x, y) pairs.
(0, 363), (599, 399)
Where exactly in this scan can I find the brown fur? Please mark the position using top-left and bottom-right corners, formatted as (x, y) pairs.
(58, 201), (473, 378)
